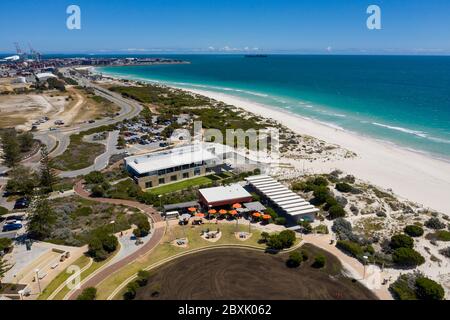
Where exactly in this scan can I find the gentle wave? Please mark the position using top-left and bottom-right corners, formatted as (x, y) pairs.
(372, 122), (450, 144)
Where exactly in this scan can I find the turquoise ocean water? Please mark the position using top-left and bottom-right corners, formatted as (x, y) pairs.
(98, 55), (450, 160)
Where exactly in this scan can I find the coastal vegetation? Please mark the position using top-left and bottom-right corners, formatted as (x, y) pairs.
(51, 125), (115, 171)
(27, 196), (147, 254)
(390, 273), (445, 300)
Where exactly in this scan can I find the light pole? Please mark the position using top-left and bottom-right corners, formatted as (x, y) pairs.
(110, 220), (116, 234)
(35, 269), (41, 293)
(158, 194), (163, 210)
(18, 289), (24, 300)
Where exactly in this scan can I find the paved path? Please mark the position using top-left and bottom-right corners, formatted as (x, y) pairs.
(66, 180), (165, 300)
(302, 233), (393, 300)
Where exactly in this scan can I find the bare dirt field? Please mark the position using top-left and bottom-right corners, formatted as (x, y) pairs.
(0, 87), (120, 130)
(134, 244), (377, 300)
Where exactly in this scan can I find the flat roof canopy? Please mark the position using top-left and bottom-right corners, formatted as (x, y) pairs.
(199, 184), (253, 207)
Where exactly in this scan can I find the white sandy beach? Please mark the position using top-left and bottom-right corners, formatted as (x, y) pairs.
(183, 88), (450, 216)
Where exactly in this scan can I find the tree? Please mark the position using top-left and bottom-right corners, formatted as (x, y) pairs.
(0, 238), (13, 253)
(117, 136), (126, 149)
(404, 225), (424, 238)
(286, 251), (303, 268)
(6, 165), (37, 196)
(28, 196), (56, 240)
(390, 234), (414, 249)
(1, 131), (21, 167)
(39, 146), (58, 193)
(136, 270), (150, 286)
(328, 205), (346, 220)
(18, 132), (34, 153)
(77, 287), (97, 300)
(392, 248), (425, 268)
(312, 255), (326, 268)
(415, 277), (445, 300)
(260, 232), (270, 243)
(274, 217), (286, 225)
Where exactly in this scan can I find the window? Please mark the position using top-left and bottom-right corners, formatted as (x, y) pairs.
(182, 164), (190, 170)
(145, 181), (153, 189)
(159, 178), (165, 185)
(194, 168), (201, 176)
(183, 172), (190, 179)
(171, 175), (178, 182)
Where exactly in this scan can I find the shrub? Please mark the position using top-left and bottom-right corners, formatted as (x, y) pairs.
(312, 176), (328, 187)
(87, 229), (119, 261)
(336, 240), (364, 257)
(389, 274), (418, 300)
(390, 234), (414, 249)
(425, 217), (445, 230)
(84, 171), (106, 185)
(404, 225), (424, 237)
(0, 206), (8, 216)
(435, 230), (450, 242)
(439, 247), (450, 258)
(0, 238), (13, 252)
(335, 182), (352, 193)
(136, 270), (150, 287)
(415, 277), (445, 300)
(328, 205), (346, 220)
(123, 281), (140, 300)
(312, 186), (331, 205)
(274, 217), (286, 226)
(286, 251), (303, 268)
(267, 230), (296, 250)
(77, 287), (97, 300)
(312, 255), (326, 268)
(392, 248), (425, 268)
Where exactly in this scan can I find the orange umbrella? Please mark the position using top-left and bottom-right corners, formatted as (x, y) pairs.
(232, 203), (242, 209)
(195, 213), (205, 218)
(219, 209), (228, 215)
(262, 214), (272, 220)
(252, 212), (262, 218)
(208, 209), (217, 215)
(188, 207), (197, 213)
(229, 210), (238, 216)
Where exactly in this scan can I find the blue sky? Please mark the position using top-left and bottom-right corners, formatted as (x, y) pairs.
(1, 0), (449, 54)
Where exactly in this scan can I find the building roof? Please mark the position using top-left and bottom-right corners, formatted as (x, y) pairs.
(125, 145), (219, 175)
(35, 72), (57, 79)
(163, 201), (200, 211)
(199, 184), (252, 205)
(243, 201), (267, 212)
(245, 175), (319, 217)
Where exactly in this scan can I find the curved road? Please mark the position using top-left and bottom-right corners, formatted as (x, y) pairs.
(67, 180), (165, 300)
(32, 77), (143, 164)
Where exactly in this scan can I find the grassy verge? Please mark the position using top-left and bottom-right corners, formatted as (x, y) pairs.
(52, 134), (105, 171)
(52, 125), (115, 171)
(38, 255), (91, 300)
(148, 176), (215, 195)
(95, 223), (269, 300)
(51, 248), (119, 300)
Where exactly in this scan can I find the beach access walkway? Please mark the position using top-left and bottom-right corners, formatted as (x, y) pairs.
(65, 180), (165, 300)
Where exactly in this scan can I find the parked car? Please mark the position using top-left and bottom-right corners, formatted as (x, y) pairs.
(14, 198), (30, 210)
(2, 223), (23, 232)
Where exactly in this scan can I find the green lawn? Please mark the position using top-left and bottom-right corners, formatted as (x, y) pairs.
(38, 255), (91, 300)
(148, 176), (215, 195)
